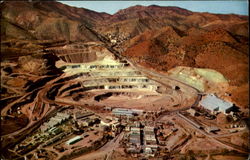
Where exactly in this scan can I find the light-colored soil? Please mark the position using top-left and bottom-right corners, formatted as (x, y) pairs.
(167, 66), (228, 92)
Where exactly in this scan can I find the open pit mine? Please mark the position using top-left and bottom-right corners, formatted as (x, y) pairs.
(50, 43), (198, 111)
(1, 41), (248, 160)
(0, 1), (249, 160)
(0, 42), (200, 160)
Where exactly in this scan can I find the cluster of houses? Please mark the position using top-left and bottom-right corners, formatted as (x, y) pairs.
(124, 121), (158, 157)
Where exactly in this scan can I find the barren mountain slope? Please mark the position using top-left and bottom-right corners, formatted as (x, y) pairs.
(122, 26), (248, 108)
(96, 5), (248, 38)
(1, 1), (104, 42)
(1, 2), (248, 42)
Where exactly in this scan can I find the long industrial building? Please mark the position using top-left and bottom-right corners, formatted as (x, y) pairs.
(66, 136), (83, 145)
(199, 94), (234, 114)
(112, 108), (143, 117)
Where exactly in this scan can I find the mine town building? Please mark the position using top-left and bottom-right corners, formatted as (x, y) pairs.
(100, 119), (120, 132)
(77, 115), (100, 127)
(129, 121), (141, 128)
(66, 136), (83, 145)
(187, 108), (197, 116)
(103, 106), (112, 111)
(112, 108), (143, 117)
(77, 119), (91, 127)
(112, 108), (133, 117)
(126, 147), (141, 154)
(74, 112), (94, 120)
(205, 126), (220, 133)
(41, 112), (70, 132)
(144, 126), (157, 151)
(199, 94), (234, 114)
(145, 147), (153, 154)
(126, 121), (141, 132)
(129, 127), (141, 147)
(48, 127), (62, 135)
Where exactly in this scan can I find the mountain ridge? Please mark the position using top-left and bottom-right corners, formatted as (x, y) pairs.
(1, 1), (248, 42)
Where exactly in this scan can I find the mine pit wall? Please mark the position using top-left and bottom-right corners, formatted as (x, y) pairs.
(64, 63), (127, 70)
(77, 77), (160, 92)
(76, 84), (159, 92)
(58, 83), (81, 96)
(46, 42), (115, 64)
(103, 84), (158, 91)
(59, 83), (159, 98)
(46, 48), (98, 63)
(80, 77), (152, 85)
(100, 92), (157, 97)
(53, 73), (91, 83)
(81, 83), (159, 92)
(60, 63), (134, 75)
(89, 71), (142, 77)
(58, 52), (97, 63)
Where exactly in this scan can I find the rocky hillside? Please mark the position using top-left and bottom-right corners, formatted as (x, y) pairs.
(96, 5), (248, 38)
(1, 2), (248, 42)
(122, 26), (248, 108)
(1, 1), (104, 42)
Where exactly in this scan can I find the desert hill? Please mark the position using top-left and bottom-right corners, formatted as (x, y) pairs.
(1, 1), (103, 42)
(1, 1), (248, 42)
(96, 5), (248, 38)
(122, 26), (248, 108)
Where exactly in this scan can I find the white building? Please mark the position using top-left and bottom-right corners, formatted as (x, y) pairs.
(66, 136), (82, 145)
(199, 94), (233, 114)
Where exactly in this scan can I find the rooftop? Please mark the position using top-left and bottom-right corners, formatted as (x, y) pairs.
(200, 94), (233, 112)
